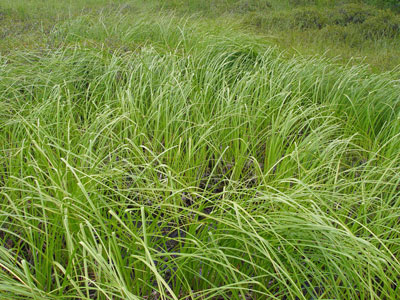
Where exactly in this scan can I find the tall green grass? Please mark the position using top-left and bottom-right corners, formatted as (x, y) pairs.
(1, 11), (400, 300)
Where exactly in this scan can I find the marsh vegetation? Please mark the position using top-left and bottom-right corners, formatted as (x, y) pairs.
(0, 1), (400, 299)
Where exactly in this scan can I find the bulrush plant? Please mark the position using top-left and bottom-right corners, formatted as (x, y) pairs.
(1, 12), (400, 300)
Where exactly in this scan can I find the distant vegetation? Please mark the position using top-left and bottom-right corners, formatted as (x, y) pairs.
(0, 1), (400, 300)
(1, 0), (399, 71)
(156, 0), (400, 72)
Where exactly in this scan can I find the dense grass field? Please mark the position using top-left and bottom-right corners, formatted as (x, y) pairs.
(1, 1), (400, 299)
(1, 0), (400, 71)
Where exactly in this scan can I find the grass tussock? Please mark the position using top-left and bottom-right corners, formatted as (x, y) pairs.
(1, 11), (400, 299)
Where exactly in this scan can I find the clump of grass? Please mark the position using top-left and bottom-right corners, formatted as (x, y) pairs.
(361, 11), (400, 38)
(1, 10), (400, 299)
(157, 0), (273, 15)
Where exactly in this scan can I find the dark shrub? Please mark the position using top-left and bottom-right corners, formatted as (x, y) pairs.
(244, 1), (400, 38)
(329, 4), (377, 26)
(291, 7), (328, 29)
(232, 0), (272, 13)
(365, 0), (400, 11)
(361, 11), (400, 38)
